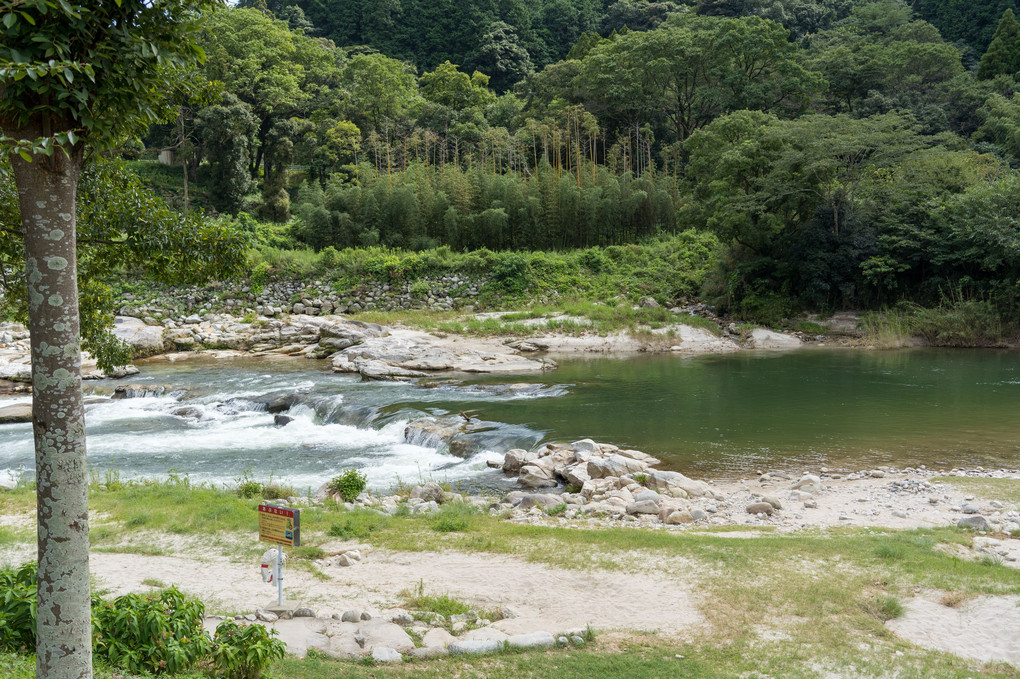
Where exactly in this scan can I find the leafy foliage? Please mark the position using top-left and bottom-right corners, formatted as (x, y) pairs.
(328, 469), (368, 502)
(92, 587), (211, 675)
(0, 565), (283, 679)
(211, 620), (286, 679)
(0, 563), (35, 654)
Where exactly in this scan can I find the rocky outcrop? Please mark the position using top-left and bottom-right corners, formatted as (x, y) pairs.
(0, 403), (32, 424)
(112, 316), (166, 356)
(748, 328), (802, 350)
(331, 331), (553, 379)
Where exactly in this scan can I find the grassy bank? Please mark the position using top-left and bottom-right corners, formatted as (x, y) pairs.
(2, 478), (1019, 677)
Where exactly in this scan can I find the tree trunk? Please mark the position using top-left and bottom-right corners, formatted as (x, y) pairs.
(8, 143), (92, 679)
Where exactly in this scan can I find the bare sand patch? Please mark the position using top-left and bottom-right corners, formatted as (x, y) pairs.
(41, 546), (705, 637)
(887, 594), (1020, 666)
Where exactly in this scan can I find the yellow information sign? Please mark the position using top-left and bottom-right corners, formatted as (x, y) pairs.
(258, 504), (300, 547)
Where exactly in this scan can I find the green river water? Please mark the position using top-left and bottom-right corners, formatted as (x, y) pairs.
(427, 348), (1020, 476)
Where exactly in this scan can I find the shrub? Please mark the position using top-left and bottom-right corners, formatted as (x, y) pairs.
(0, 563), (36, 654)
(328, 469), (367, 502)
(211, 620), (286, 679)
(234, 468), (263, 499)
(92, 587), (211, 675)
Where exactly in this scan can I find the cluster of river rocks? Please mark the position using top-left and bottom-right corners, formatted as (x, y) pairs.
(214, 604), (586, 662)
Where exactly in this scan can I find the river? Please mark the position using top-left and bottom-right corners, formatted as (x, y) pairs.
(1, 348), (1018, 491)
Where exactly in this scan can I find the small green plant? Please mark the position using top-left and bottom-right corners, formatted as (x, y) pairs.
(545, 503), (568, 516)
(632, 473), (649, 487)
(249, 261), (271, 295)
(328, 469), (367, 502)
(234, 468), (263, 499)
(871, 596), (904, 622)
(211, 620), (286, 679)
(402, 580), (472, 617)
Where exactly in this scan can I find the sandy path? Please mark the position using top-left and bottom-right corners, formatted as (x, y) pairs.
(63, 547), (701, 636)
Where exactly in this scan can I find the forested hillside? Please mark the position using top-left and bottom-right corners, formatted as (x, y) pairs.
(133, 0), (1020, 322)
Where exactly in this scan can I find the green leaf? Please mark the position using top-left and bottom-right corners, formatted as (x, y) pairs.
(2, 12), (15, 28)
(17, 149), (32, 162)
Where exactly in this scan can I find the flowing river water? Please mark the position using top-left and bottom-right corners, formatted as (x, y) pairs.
(1, 348), (1019, 491)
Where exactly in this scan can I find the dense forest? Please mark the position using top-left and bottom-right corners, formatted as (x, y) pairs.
(136, 0), (1020, 320)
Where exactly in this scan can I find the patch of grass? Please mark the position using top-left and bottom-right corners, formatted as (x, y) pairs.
(428, 503), (480, 533)
(141, 578), (166, 588)
(92, 544), (168, 557)
(326, 509), (394, 541)
(291, 545), (326, 561)
(401, 581), (472, 618)
(933, 477), (1020, 510)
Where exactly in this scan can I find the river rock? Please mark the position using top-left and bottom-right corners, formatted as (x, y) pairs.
(587, 454), (648, 479)
(449, 639), (502, 655)
(411, 482), (443, 503)
(958, 516), (990, 531)
(746, 502), (775, 516)
(626, 499), (660, 515)
(330, 331), (551, 379)
(516, 493), (562, 510)
(404, 417), (464, 447)
(112, 316), (166, 356)
(371, 647), (402, 663)
(502, 449), (534, 474)
(665, 510), (695, 525)
(518, 464), (557, 489)
(358, 621), (415, 653)
(644, 469), (723, 500)
(792, 474), (822, 495)
(421, 628), (456, 648)
(249, 391), (308, 414)
(0, 403), (32, 424)
(507, 632), (555, 649)
(748, 328), (802, 349)
(408, 646), (450, 659)
(0, 362), (31, 382)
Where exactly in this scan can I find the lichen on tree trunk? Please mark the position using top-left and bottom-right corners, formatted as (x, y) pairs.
(9, 143), (93, 679)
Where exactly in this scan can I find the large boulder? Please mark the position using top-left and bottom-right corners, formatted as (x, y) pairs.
(404, 418), (464, 448)
(112, 316), (165, 357)
(644, 469), (724, 500)
(518, 464), (557, 489)
(748, 328), (801, 350)
(0, 403), (32, 424)
(587, 454), (649, 479)
(330, 330), (551, 379)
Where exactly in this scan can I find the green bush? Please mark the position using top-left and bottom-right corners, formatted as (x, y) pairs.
(92, 587), (211, 675)
(328, 469), (368, 502)
(211, 620), (286, 679)
(0, 563), (36, 654)
(1, 564), (283, 678)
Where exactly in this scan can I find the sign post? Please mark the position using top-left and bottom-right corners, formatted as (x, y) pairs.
(257, 503), (300, 607)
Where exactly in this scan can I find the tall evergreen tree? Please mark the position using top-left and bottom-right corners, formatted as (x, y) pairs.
(978, 8), (1020, 79)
